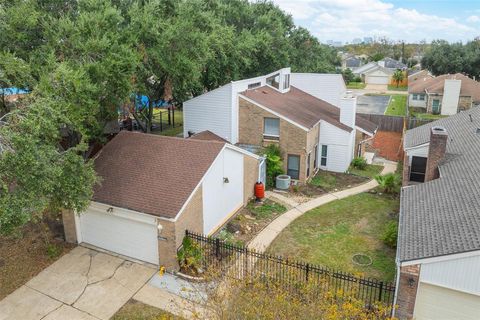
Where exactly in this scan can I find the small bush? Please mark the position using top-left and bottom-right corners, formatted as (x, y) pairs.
(351, 157), (367, 170)
(264, 144), (284, 187)
(46, 243), (61, 259)
(375, 173), (401, 194)
(177, 236), (204, 275)
(382, 221), (398, 248)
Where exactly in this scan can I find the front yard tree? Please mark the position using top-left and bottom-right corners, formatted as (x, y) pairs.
(392, 69), (405, 88)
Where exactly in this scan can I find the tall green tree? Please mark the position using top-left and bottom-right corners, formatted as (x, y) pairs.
(392, 69), (405, 88)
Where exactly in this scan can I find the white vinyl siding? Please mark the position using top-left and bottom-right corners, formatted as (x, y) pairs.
(79, 205), (159, 265)
(414, 283), (480, 320)
(318, 120), (354, 172)
(183, 84), (233, 142)
(420, 254), (480, 296)
(409, 93), (428, 108)
(202, 148), (244, 235)
(290, 73), (346, 106)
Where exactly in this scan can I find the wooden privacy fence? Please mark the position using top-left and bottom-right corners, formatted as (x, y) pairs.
(358, 113), (434, 132)
(184, 230), (396, 308)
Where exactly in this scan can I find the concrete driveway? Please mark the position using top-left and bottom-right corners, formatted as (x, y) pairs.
(357, 95), (391, 115)
(0, 246), (156, 320)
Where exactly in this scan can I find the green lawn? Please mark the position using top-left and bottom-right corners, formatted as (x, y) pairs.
(112, 300), (181, 320)
(385, 94), (407, 116)
(348, 164), (383, 179)
(153, 110), (183, 137)
(346, 82), (366, 89)
(409, 108), (446, 120)
(267, 193), (399, 282)
(387, 85), (407, 91)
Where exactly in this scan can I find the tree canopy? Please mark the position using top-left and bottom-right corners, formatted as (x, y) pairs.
(421, 40), (480, 77)
(0, 0), (339, 234)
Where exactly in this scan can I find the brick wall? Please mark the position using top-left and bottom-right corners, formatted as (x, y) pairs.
(243, 156), (259, 204)
(396, 264), (421, 320)
(402, 153), (410, 186)
(238, 98), (311, 182)
(158, 185), (204, 270)
(425, 127), (448, 182)
(458, 96), (473, 111)
(62, 209), (77, 243)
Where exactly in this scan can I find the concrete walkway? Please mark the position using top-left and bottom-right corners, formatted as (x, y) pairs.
(247, 162), (397, 253)
(0, 247), (156, 320)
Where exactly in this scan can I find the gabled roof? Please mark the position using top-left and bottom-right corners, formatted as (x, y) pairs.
(92, 131), (225, 219)
(190, 130), (229, 143)
(381, 57), (407, 69)
(400, 108), (480, 262)
(239, 86), (352, 132)
(353, 62), (378, 75)
(355, 115), (378, 136)
(408, 73), (480, 102)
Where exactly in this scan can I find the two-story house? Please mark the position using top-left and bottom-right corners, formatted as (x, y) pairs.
(408, 73), (480, 115)
(183, 68), (377, 183)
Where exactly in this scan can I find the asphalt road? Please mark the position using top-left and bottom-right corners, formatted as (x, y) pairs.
(356, 95), (391, 115)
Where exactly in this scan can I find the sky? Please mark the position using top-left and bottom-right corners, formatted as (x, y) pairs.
(271, 0), (480, 43)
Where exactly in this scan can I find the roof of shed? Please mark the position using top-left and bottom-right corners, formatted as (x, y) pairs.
(92, 131), (225, 219)
(399, 107), (480, 262)
(240, 86), (352, 132)
(408, 73), (480, 102)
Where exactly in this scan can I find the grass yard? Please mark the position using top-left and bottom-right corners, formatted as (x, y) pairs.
(217, 199), (287, 246)
(387, 85), (407, 91)
(409, 107), (446, 120)
(112, 300), (181, 320)
(267, 193), (399, 282)
(385, 94), (407, 116)
(0, 218), (74, 300)
(153, 109), (183, 137)
(348, 164), (383, 179)
(346, 82), (366, 89)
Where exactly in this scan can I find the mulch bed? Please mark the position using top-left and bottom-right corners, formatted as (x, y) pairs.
(370, 131), (403, 161)
(0, 215), (74, 300)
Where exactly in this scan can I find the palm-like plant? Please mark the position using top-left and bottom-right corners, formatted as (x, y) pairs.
(392, 69), (404, 88)
(375, 173), (401, 194)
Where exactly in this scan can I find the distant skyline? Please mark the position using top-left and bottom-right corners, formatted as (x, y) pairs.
(272, 0), (480, 43)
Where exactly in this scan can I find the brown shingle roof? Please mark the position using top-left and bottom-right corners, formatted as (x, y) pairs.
(355, 115), (378, 135)
(409, 73), (480, 102)
(92, 131), (225, 218)
(240, 86), (352, 132)
(189, 130), (229, 143)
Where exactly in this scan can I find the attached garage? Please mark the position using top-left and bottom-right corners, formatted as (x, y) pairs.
(78, 205), (159, 265)
(64, 131), (259, 269)
(365, 75), (389, 85)
(414, 283), (480, 320)
(363, 66), (393, 86)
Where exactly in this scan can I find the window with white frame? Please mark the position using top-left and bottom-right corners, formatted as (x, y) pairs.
(283, 74), (290, 90)
(320, 145), (328, 167)
(264, 118), (280, 139)
(412, 94), (418, 100)
(248, 82), (261, 89)
(418, 94), (425, 101)
(266, 73), (280, 89)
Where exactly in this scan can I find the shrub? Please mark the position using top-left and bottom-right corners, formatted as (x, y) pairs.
(354, 75), (362, 83)
(264, 144), (284, 187)
(351, 157), (367, 170)
(46, 243), (61, 259)
(375, 173), (401, 194)
(177, 236), (204, 275)
(382, 221), (398, 248)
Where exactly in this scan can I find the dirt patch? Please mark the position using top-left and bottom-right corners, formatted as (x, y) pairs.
(217, 199), (287, 246)
(0, 215), (74, 300)
(369, 131), (403, 161)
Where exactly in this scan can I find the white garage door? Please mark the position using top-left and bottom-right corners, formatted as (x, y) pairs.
(414, 283), (480, 320)
(366, 75), (389, 85)
(79, 207), (159, 265)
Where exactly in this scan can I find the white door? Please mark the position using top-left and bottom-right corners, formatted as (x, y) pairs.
(414, 283), (480, 320)
(366, 75), (389, 85)
(79, 207), (159, 264)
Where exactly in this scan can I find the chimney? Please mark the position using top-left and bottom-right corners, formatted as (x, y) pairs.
(425, 126), (448, 182)
(339, 91), (357, 128)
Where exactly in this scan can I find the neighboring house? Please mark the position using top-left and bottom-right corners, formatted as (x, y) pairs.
(341, 55), (364, 71)
(407, 69), (432, 83)
(353, 62), (394, 85)
(183, 68), (377, 183)
(378, 57), (407, 70)
(408, 73), (480, 115)
(395, 108), (480, 319)
(62, 131), (259, 269)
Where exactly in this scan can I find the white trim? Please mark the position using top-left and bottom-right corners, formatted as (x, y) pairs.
(355, 125), (376, 136)
(238, 94), (309, 131)
(225, 143), (260, 160)
(74, 211), (82, 243)
(404, 142), (430, 152)
(183, 82), (232, 104)
(400, 249), (480, 266)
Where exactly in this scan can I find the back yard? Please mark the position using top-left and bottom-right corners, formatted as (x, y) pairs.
(385, 94), (407, 116)
(267, 192), (399, 282)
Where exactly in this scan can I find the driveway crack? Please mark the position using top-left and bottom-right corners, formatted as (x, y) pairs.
(71, 254), (93, 305)
(38, 302), (62, 320)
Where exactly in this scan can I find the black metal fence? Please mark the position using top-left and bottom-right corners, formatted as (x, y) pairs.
(184, 230), (396, 308)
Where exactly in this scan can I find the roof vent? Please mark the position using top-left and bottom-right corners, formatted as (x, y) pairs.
(476, 128), (480, 135)
(261, 90), (268, 94)
(432, 126), (446, 133)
